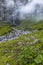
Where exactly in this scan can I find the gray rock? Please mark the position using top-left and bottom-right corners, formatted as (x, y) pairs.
(0, 29), (31, 43)
(6, 62), (10, 65)
(8, 56), (11, 58)
(2, 50), (8, 53)
(34, 39), (40, 44)
(30, 36), (35, 40)
(26, 42), (30, 44)
(24, 37), (29, 41)
(29, 42), (33, 44)
(18, 42), (23, 46)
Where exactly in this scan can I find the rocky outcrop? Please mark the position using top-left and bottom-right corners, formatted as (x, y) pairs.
(0, 30), (30, 42)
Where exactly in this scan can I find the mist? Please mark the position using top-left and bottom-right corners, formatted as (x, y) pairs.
(0, 0), (43, 22)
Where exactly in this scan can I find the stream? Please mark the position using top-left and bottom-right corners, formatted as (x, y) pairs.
(0, 30), (31, 43)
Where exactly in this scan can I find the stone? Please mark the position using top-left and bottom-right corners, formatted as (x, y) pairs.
(6, 62), (10, 65)
(24, 37), (28, 41)
(18, 42), (23, 46)
(30, 36), (35, 40)
(2, 50), (8, 53)
(29, 42), (33, 44)
(34, 39), (40, 44)
(8, 56), (11, 58)
(26, 42), (30, 44)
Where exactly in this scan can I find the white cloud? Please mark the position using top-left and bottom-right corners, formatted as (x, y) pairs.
(19, 0), (43, 14)
(5, 0), (43, 19)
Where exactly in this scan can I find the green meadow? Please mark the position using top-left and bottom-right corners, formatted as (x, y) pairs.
(0, 20), (43, 65)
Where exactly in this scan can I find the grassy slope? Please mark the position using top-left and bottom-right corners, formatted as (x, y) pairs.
(16, 19), (36, 30)
(0, 21), (43, 65)
(0, 22), (13, 36)
(32, 20), (43, 30)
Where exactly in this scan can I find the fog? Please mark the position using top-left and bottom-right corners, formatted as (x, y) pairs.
(0, 0), (43, 22)
(5, 0), (43, 20)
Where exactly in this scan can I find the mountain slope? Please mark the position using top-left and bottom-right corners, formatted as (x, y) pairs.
(0, 21), (43, 65)
(16, 19), (36, 30)
(32, 20), (43, 30)
(0, 22), (13, 36)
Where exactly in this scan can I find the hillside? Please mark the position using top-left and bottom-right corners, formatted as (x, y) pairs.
(16, 19), (36, 30)
(0, 18), (36, 36)
(0, 21), (43, 65)
(0, 22), (13, 36)
(32, 20), (43, 30)
(0, 0), (43, 65)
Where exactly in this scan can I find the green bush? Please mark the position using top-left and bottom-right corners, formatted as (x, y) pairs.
(18, 43), (43, 65)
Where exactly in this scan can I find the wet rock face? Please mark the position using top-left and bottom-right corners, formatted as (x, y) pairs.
(14, 17), (20, 26)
